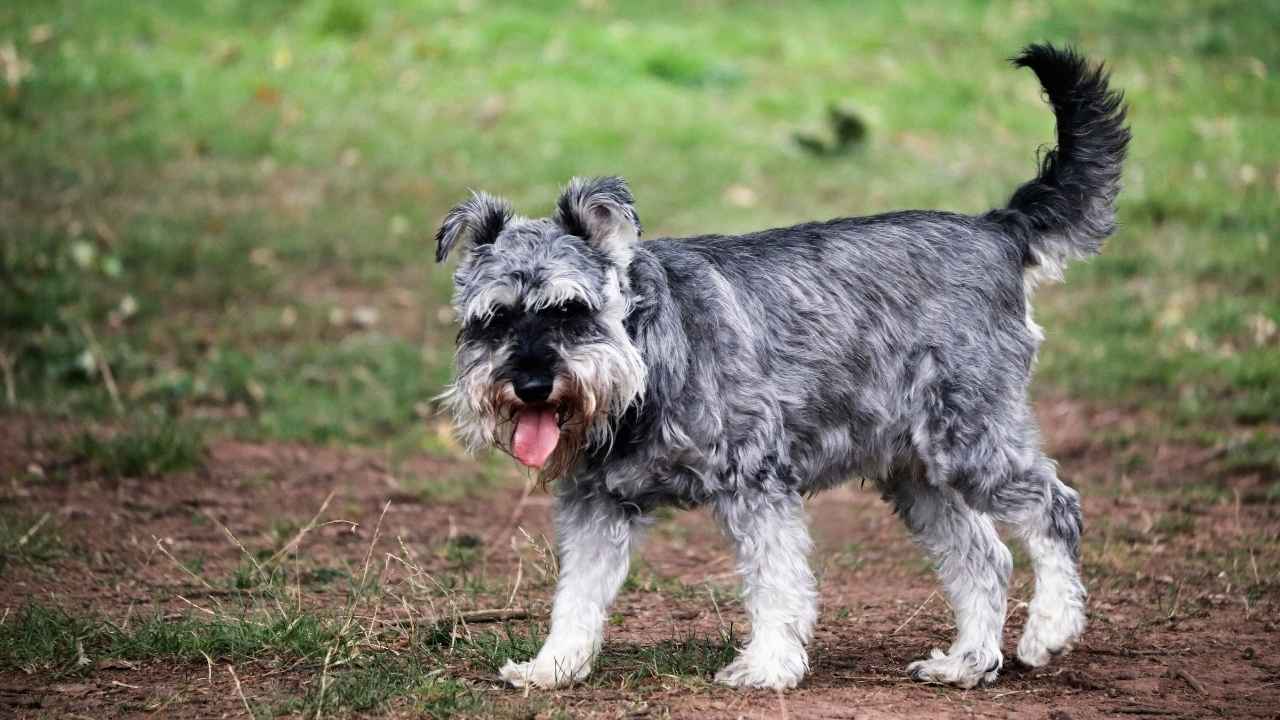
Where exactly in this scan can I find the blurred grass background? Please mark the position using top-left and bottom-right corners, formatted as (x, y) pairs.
(1, 0), (1277, 464)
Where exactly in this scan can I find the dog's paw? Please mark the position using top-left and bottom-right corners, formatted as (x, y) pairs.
(714, 641), (808, 690)
(1017, 594), (1086, 667)
(499, 651), (592, 689)
(907, 648), (1001, 689)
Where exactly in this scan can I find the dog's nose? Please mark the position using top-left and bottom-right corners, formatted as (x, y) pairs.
(512, 373), (554, 403)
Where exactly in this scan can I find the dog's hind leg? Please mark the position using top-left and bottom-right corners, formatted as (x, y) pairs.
(888, 475), (1011, 688)
(500, 489), (643, 689)
(994, 456), (1086, 668)
(712, 490), (817, 690)
(950, 445), (1086, 670)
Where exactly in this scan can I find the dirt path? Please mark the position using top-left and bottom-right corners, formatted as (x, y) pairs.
(1, 400), (1277, 719)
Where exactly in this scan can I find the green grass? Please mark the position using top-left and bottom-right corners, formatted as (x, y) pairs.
(0, 603), (336, 675)
(592, 631), (739, 687)
(0, 602), (539, 716)
(0, 600), (739, 714)
(0, 511), (63, 573)
(0, 0), (1276, 450)
(73, 419), (205, 477)
(287, 655), (481, 718)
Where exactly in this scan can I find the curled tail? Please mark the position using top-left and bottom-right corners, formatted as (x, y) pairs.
(991, 44), (1130, 283)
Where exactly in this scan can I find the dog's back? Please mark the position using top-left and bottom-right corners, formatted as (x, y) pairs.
(636, 208), (1033, 494)
(627, 45), (1129, 496)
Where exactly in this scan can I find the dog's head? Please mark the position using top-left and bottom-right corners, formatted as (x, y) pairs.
(434, 177), (647, 477)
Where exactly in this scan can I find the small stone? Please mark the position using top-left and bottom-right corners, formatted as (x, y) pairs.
(351, 306), (380, 328)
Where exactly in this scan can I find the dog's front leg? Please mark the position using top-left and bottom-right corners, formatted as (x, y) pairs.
(500, 490), (640, 689)
(713, 490), (817, 690)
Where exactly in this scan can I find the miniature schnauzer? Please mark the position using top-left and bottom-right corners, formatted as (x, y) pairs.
(434, 44), (1128, 690)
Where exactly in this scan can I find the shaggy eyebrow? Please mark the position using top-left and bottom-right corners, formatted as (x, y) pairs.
(463, 285), (519, 323)
(523, 277), (597, 312)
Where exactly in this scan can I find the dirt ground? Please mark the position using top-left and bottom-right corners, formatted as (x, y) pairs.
(1, 398), (1277, 719)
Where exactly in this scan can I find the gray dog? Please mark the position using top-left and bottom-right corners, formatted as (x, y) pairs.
(434, 44), (1128, 690)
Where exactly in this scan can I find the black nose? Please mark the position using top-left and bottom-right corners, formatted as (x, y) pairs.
(512, 373), (554, 403)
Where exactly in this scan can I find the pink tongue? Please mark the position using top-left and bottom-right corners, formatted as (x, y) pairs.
(513, 407), (560, 468)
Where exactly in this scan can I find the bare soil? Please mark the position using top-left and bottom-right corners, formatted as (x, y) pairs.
(1, 398), (1278, 719)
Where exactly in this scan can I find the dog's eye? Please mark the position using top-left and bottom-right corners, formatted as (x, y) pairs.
(484, 306), (513, 329)
(545, 300), (590, 319)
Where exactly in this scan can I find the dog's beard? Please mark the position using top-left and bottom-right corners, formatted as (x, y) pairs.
(443, 336), (646, 483)
(491, 388), (590, 482)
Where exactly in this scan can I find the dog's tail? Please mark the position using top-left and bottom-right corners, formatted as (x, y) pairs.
(991, 44), (1129, 284)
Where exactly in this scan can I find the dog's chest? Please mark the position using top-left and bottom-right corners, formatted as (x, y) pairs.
(585, 460), (718, 513)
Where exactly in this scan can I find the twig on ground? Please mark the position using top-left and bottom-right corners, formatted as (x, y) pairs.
(75, 639), (90, 668)
(0, 350), (14, 405)
(174, 595), (231, 621)
(110, 680), (141, 690)
(79, 320), (123, 415)
(356, 500), (391, 599)
(708, 586), (728, 638)
(91, 215), (118, 246)
(314, 499), (393, 720)
(356, 552), (393, 648)
(153, 536), (236, 619)
(1168, 580), (1184, 620)
(484, 471), (539, 563)
(830, 674), (913, 684)
(452, 608), (530, 624)
(1234, 488), (1243, 534)
(1173, 667), (1206, 694)
(153, 537), (215, 590)
(121, 540), (162, 630)
(506, 551), (523, 609)
(265, 489), (337, 567)
(14, 512), (50, 549)
(217, 521), (267, 577)
(515, 527), (558, 582)
(315, 644), (335, 720)
(991, 689), (1038, 700)
(1112, 705), (1178, 716)
(227, 664), (254, 719)
(891, 590), (937, 635)
(209, 515), (297, 622)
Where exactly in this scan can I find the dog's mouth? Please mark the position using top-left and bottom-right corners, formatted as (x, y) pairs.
(512, 403), (563, 469)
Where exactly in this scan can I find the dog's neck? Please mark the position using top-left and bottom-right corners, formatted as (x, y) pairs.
(570, 246), (692, 474)
(625, 245), (693, 406)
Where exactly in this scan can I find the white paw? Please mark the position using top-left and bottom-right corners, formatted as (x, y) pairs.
(715, 641), (808, 690)
(499, 650), (593, 689)
(1017, 594), (1086, 667)
(907, 647), (1001, 689)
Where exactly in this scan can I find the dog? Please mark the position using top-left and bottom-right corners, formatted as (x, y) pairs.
(434, 44), (1128, 690)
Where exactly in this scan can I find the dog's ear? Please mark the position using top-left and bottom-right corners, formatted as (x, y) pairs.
(554, 176), (642, 268)
(435, 192), (514, 263)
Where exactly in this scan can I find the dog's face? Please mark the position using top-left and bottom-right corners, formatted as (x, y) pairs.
(435, 177), (647, 477)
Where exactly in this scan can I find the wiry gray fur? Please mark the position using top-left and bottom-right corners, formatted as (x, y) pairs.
(435, 44), (1128, 691)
